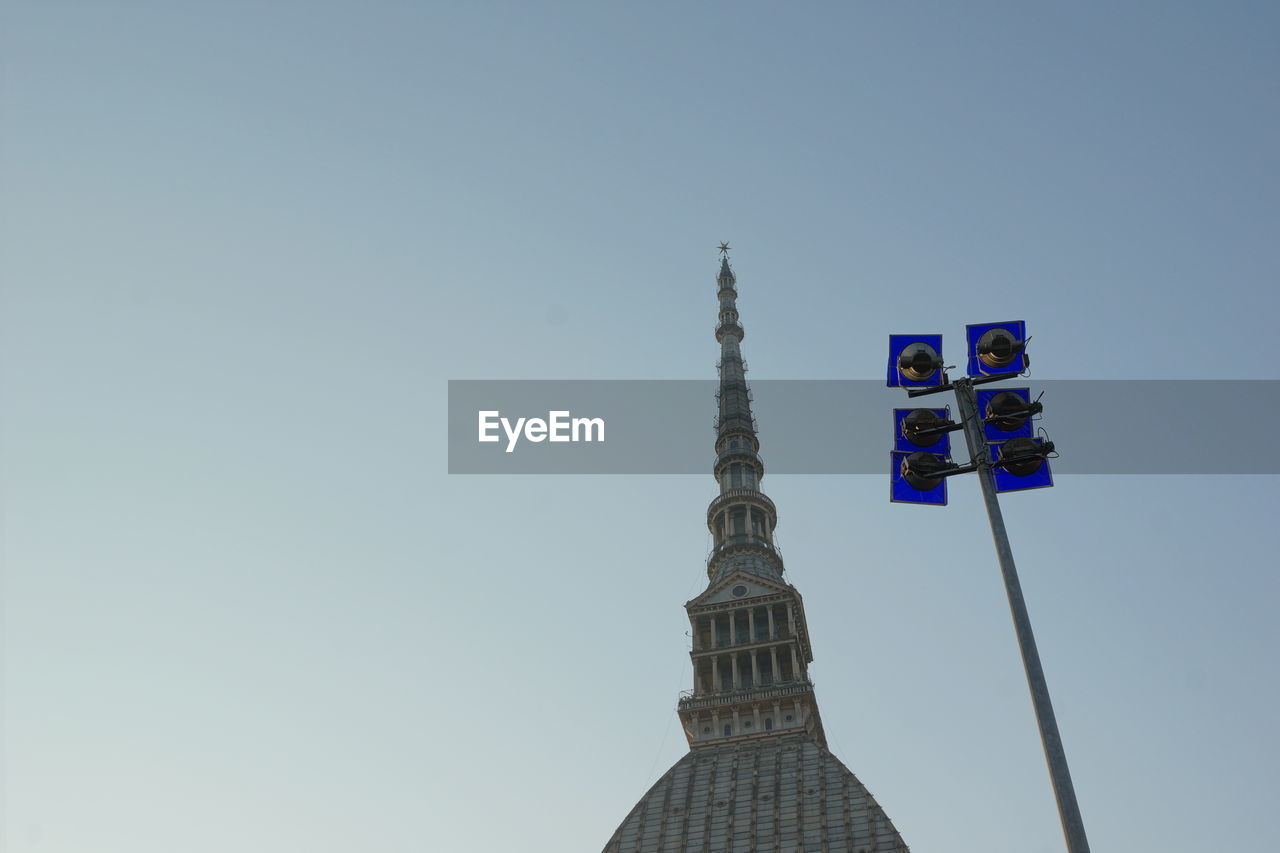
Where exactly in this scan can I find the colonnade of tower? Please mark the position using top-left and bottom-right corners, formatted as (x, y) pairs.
(691, 602), (804, 691)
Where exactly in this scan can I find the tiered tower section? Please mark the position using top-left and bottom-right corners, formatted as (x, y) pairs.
(679, 254), (825, 750)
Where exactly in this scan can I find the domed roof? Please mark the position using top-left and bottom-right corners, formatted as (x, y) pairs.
(603, 734), (908, 853)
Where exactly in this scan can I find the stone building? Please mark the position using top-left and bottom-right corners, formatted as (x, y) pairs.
(601, 252), (909, 853)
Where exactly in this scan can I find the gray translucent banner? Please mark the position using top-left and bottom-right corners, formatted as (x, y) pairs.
(447, 380), (1279, 474)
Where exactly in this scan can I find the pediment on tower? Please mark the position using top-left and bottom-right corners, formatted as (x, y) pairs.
(686, 571), (794, 610)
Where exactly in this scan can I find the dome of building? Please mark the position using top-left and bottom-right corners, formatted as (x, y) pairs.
(603, 733), (907, 853)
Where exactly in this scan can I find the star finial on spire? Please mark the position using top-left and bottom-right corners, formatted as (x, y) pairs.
(717, 241), (731, 256)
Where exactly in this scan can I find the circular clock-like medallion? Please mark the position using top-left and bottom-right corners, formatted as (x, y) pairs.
(731, 584), (748, 597)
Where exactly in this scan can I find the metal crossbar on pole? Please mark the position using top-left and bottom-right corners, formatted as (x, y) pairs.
(953, 377), (1092, 853)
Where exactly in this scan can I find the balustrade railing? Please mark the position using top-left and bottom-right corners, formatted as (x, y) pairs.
(713, 413), (758, 432)
(698, 629), (793, 650)
(716, 447), (762, 466)
(677, 678), (815, 709)
(706, 534), (783, 567)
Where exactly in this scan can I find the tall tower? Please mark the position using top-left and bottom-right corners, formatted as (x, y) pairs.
(602, 250), (909, 853)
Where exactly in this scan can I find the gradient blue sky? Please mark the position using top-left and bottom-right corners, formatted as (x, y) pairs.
(2, 2), (1277, 851)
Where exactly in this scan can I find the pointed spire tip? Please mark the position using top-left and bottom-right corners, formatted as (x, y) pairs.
(717, 242), (734, 280)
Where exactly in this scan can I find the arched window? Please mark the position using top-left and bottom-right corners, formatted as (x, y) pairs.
(723, 724), (732, 736)
(764, 718), (773, 731)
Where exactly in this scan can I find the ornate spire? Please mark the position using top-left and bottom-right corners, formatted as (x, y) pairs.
(707, 246), (783, 584)
(674, 248), (826, 752)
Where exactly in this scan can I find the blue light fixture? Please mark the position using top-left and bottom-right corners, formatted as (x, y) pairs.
(965, 321), (1027, 377)
(887, 334), (944, 388)
(991, 437), (1055, 493)
(893, 407), (953, 454)
(890, 450), (948, 505)
(975, 387), (1038, 443)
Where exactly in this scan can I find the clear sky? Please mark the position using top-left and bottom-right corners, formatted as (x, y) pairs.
(2, 2), (1277, 851)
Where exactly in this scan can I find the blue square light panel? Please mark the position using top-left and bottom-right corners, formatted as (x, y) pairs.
(990, 440), (1054, 493)
(887, 334), (944, 388)
(890, 450), (948, 506)
(975, 387), (1034, 442)
(894, 408), (952, 454)
(966, 321), (1027, 377)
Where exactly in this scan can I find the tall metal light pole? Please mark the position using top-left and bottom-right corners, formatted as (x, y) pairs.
(888, 324), (1091, 853)
(951, 376), (1091, 853)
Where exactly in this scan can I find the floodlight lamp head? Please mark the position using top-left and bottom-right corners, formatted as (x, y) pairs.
(898, 343), (943, 381)
(998, 436), (1051, 476)
(906, 407), (947, 440)
(902, 409), (948, 448)
(976, 327), (1026, 370)
(901, 451), (947, 490)
(986, 391), (1041, 432)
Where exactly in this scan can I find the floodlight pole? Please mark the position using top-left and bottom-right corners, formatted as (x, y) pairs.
(952, 376), (1091, 853)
